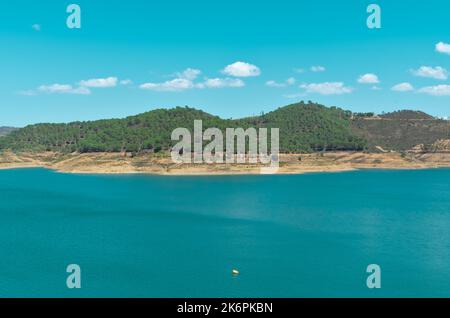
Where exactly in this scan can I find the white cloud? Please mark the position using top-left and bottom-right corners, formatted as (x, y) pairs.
(286, 77), (296, 85)
(392, 82), (414, 92)
(371, 86), (382, 91)
(70, 87), (92, 95)
(294, 68), (305, 73)
(32, 24), (41, 31)
(22, 76), (120, 96)
(222, 61), (261, 77)
(140, 78), (195, 92)
(203, 78), (244, 88)
(176, 68), (201, 80)
(140, 76), (245, 91)
(266, 80), (285, 88)
(436, 42), (450, 55)
(358, 73), (380, 84)
(140, 67), (247, 92)
(266, 77), (296, 88)
(411, 66), (448, 80)
(38, 84), (91, 95)
(120, 79), (132, 85)
(418, 85), (450, 96)
(300, 82), (353, 95)
(79, 77), (118, 88)
(311, 66), (326, 72)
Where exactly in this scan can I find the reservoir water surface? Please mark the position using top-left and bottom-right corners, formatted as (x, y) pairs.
(1, 168), (449, 297)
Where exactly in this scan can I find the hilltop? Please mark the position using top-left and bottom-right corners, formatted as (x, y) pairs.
(0, 102), (366, 154)
(0, 102), (449, 154)
(2, 102), (450, 174)
(351, 111), (450, 151)
(379, 110), (435, 120)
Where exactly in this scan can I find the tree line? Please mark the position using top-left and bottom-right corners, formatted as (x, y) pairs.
(0, 102), (367, 154)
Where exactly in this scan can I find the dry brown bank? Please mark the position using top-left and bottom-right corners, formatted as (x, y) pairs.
(2, 150), (450, 175)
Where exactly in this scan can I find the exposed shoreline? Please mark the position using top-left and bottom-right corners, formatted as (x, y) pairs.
(2, 151), (450, 175)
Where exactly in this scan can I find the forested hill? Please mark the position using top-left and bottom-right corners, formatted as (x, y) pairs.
(0, 102), (366, 153)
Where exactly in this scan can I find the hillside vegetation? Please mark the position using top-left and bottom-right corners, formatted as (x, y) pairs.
(379, 110), (435, 120)
(351, 115), (450, 151)
(0, 102), (366, 153)
(2, 102), (449, 154)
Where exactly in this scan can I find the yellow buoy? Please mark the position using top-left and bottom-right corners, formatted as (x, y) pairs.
(232, 268), (240, 276)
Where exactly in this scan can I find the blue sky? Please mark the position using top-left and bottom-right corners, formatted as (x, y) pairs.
(1, 0), (450, 127)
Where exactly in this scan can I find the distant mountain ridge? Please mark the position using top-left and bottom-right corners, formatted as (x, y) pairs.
(0, 127), (17, 137)
(351, 112), (450, 151)
(0, 102), (449, 153)
(0, 102), (365, 153)
(379, 110), (435, 120)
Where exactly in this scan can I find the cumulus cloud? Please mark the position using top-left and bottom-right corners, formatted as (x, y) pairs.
(266, 80), (284, 88)
(286, 77), (296, 85)
(140, 77), (245, 91)
(358, 73), (380, 84)
(411, 66), (448, 80)
(79, 77), (118, 88)
(300, 82), (353, 95)
(32, 24), (41, 31)
(392, 82), (414, 92)
(222, 61), (261, 77)
(140, 68), (247, 91)
(120, 79), (132, 85)
(140, 78), (195, 92)
(38, 84), (91, 95)
(266, 77), (296, 88)
(311, 66), (326, 72)
(176, 68), (201, 80)
(436, 42), (450, 55)
(418, 85), (450, 96)
(202, 78), (244, 88)
(23, 76), (123, 96)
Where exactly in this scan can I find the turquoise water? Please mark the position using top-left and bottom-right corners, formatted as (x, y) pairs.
(1, 168), (450, 297)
